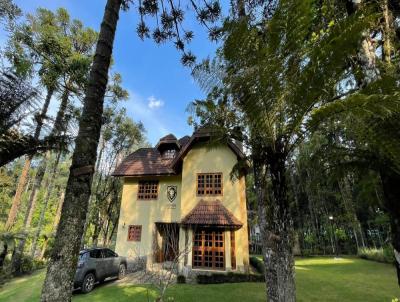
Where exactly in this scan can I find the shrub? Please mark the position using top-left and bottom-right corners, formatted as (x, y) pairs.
(358, 246), (395, 264)
(33, 258), (46, 270)
(20, 255), (34, 274)
(0, 268), (12, 287)
(301, 249), (313, 257)
(177, 275), (186, 284)
(249, 256), (264, 274)
(14, 255), (46, 275)
(383, 245), (395, 262)
(196, 272), (264, 284)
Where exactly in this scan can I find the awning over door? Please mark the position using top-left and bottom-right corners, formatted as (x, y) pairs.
(181, 200), (243, 230)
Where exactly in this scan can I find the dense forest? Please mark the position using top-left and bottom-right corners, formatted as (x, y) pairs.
(0, 0), (146, 279)
(0, 0), (399, 302)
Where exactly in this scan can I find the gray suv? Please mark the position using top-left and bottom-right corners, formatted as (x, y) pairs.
(74, 248), (127, 293)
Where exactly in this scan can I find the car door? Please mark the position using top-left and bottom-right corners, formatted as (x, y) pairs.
(90, 249), (106, 280)
(103, 249), (120, 276)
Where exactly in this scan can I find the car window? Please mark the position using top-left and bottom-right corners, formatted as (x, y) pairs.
(89, 249), (102, 258)
(103, 249), (117, 258)
(79, 252), (88, 261)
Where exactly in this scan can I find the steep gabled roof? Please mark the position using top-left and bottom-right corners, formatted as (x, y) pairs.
(112, 148), (175, 176)
(159, 134), (177, 141)
(178, 135), (190, 148)
(113, 129), (245, 177)
(170, 129), (245, 169)
(156, 133), (180, 149)
(181, 200), (243, 229)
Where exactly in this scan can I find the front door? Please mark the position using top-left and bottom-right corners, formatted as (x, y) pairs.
(192, 229), (225, 270)
(155, 223), (180, 262)
(163, 225), (179, 261)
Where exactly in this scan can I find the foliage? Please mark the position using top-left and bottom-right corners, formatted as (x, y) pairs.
(133, 0), (223, 66)
(196, 272), (264, 284)
(249, 256), (264, 275)
(358, 246), (395, 264)
(84, 107), (146, 248)
(17, 255), (46, 274)
(190, 1), (387, 299)
(176, 275), (186, 284)
(0, 0), (19, 17)
(0, 70), (38, 135)
(0, 8), (144, 295)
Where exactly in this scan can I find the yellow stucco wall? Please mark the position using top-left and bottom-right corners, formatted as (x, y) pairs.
(115, 142), (249, 271)
(180, 143), (249, 271)
(115, 175), (182, 258)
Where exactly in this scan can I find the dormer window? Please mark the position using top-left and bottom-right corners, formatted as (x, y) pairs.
(156, 134), (180, 160)
(163, 149), (176, 159)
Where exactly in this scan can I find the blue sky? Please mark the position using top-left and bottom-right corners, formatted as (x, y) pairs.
(6, 0), (222, 145)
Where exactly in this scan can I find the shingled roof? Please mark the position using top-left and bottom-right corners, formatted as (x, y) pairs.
(170, 129), (245, 170)
(112, 148), (175, 176)
(181, 200), (243, 229)
(156, 134), (180, 149)
(113, 130), (245, 177)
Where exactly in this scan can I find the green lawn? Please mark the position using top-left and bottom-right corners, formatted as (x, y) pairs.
(0, 257), (399, 302)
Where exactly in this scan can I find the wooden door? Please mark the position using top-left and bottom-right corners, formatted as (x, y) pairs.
(192, 229), (225, 270)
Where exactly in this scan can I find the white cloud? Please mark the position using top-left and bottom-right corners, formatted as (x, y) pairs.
(122, 91), (171, 145)
(147, 96), (164, 109)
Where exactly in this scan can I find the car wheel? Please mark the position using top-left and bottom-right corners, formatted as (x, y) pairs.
(118, 264), (126, 280)
(81, 273), (96, 293)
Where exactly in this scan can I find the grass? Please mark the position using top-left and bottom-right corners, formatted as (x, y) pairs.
(0, 257), (399, 302)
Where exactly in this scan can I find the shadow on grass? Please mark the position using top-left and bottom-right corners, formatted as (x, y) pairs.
(72, 276), (121, 296)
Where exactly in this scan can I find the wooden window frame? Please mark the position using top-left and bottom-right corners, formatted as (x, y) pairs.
(230, 231), (236, 270)
(192, 229), (225, 270)
(137, 180), (159, 200)
(162, 149), (176, 159)
(127, 225), (142, 242)
(196, 173), (223, 196)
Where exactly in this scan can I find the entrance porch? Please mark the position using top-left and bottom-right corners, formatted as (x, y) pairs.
(150, 200), (245, 275)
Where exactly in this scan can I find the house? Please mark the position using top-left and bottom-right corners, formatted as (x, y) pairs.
(113, 129), (250, 275)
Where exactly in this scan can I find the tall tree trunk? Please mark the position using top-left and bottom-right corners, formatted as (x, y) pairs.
(346, 0), (379, 86)
(382, 0), (394, 64)
(5, 159), (31, 230)
(50, 88), (70, 136)
(0, 242), (8, 268)
(41, 1), (122, 300)
(86, 138), (105, 247)
(39, 236), (49, 260)
(40, 191), (65, 260)
(4, 86), (54, 230)
(53, 191), (65, 232)
(10, 153), (49, 274)
(105, 221), (117, 247)
(30, 152), (61, 258)
(380, 168), (400, 286)
(11, 86), (71, 272)
(264, 148), (295, 302)
(91, 213), (101, 247)
(339, 177), (365, 251)
(252, 140), (296, 302)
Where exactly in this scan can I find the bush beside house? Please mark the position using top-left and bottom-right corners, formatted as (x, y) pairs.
(196, 256), (265, 284)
